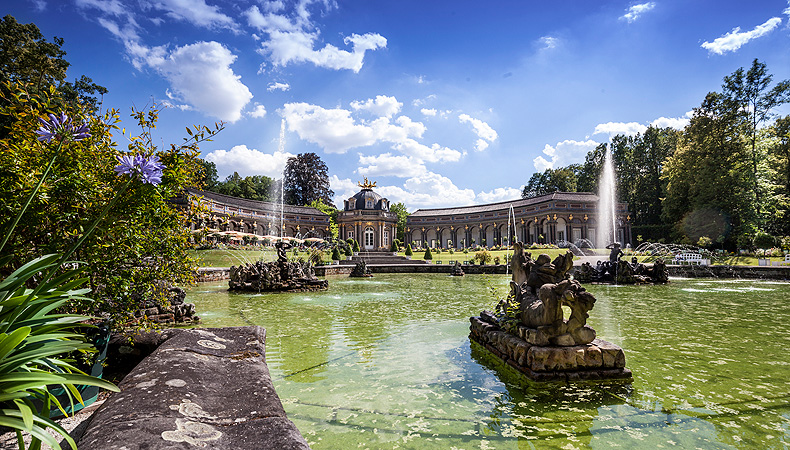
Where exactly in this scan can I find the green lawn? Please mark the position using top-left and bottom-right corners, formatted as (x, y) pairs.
(400, 248), (568, 265)
(191, 248), (771, 268)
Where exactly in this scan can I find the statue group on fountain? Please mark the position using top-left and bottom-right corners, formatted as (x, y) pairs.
(574, 241), (668, 284)
(500, 242), (597, 346)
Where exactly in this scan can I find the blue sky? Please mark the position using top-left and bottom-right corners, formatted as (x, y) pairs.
(8, 0), (790, 211)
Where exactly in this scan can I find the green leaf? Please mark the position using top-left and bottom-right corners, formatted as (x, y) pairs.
(0, 326), (31, 360)
(13, 398), (34, 430)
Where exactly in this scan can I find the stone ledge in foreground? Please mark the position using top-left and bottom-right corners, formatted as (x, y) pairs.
(78, 326), (310, 450)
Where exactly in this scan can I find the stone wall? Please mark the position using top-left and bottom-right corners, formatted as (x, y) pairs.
(79, 327), (309, 450)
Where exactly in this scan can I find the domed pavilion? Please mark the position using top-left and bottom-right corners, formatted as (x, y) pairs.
(337, 179), (398, 251)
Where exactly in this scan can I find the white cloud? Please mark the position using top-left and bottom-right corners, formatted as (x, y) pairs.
(539, 36), (558, 49)
(412, 94), (437, 107)
(248, 103), (267, 118)
(282, 101), (462, 163)
(620, 2), (656, 23)
(330, 175), (360, 208)
(79, 0), (252, 122)
(75, 0), (127, 17)
(205, 145), (293, 178)
(261, 30), (387, 72)
(702, 17), (782, 55)
(393, 140), (463, 163)
(267, 82), (290, 92)
(421, 108), (437, 117)
(147, 41), (253, 122)
(650, 115), (689, 130)
(350, 95), (402, 118)
(144, 0), (237, 30)
(476, 187), (522, 204)
(533, 140), (599, 171)
(458, 114), (498, 151)
(245, 3), (386, 73)
(357, 153), (426, 178)
(373, 172), (476, 209)
(593, 121), (648, 138)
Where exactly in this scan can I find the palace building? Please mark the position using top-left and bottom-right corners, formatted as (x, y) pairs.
(182, 188), (331, 239)
(337, 179), (398, 251)
(405, 192), (631, 249)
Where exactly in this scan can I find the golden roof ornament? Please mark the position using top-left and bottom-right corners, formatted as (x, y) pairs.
(358, 177), (377, 189)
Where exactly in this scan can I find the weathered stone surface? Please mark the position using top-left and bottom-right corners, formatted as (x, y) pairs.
(79, 326), (309, 450)
(594, 338), (626, 368)
(470, 316), (631, 382)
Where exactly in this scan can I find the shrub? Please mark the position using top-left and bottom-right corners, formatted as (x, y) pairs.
(353, 239), (360, 253)
(474, 250), (492, 265)
(697, 236), (713, 248)
(449, 248), (454, 254)
(494, 256), (501, 265)
(390, 240), (399, 252)
(463, 248), (468, 254)
(424, 247), (433, 260)
(331, 247), (341, 260)
(754, 232), (777, 250)
(344, 245), (353, 257)
(405, 244), (413, 256)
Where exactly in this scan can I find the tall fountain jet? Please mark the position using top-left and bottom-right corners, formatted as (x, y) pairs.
(278, 118), (286, 239)
(597, 144), (617, 248)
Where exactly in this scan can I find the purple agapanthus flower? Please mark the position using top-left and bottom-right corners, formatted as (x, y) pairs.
(114, 154), (166, 186)
(35, 112), (91, 143)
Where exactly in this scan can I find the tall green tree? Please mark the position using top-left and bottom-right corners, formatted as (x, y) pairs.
(283, 152), (334, 206)
(0, 15), (106, 113)
(612, 127), (679, 225)
(662, 92), (753, 247)
(521, 166), (579, 198)
(767, 115), (790, 236)
(196, 158), (219, 189)
(389, 202), (409, 241)
(721, 59), (790, 220)
(576, 144), (607, 193)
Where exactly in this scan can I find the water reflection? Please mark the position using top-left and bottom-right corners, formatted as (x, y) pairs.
(185, 275), (790, 449)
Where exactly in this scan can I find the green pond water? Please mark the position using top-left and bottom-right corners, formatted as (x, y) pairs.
(185, 274), (790, 449)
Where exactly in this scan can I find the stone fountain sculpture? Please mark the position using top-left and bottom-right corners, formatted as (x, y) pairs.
(574, 244), (669, 285)
(229, 241), (328, 292)
(469, 242), (631, 382)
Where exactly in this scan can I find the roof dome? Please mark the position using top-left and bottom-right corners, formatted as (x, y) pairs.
(348, 188), (389, 211)
(345, 179), (390, 211)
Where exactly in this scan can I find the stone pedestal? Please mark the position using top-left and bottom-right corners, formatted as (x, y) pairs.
(470, 313), (631, 382)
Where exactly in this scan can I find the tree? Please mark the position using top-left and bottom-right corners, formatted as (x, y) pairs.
(521, 166), (578, 198)
(576, 144), (607, 193)
(721, 59), (790, 220)
(197, 158), (219, 189)
(662, 92), (753, 247)
(308, 199), (339, 239)
(612, 127), (679, 225)
(283, 153), (333, 206)
(209, 171), (276, 201)
(390, 202), (409, 241)
(0, 15), (107, 114)
(767, 115), (790, 236)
